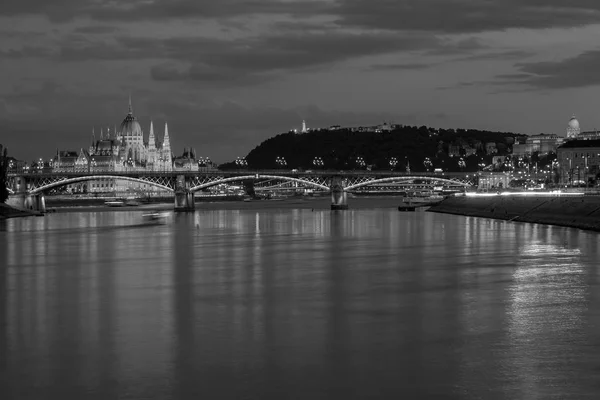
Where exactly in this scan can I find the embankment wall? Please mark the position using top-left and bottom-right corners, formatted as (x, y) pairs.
(429, 195), (600, 232)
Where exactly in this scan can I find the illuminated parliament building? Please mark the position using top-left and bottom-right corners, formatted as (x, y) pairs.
(52, 98), (200, 194)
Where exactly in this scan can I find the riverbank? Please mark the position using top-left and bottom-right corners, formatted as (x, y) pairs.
(0, 203), (43, 219)
(429, 194), (600, 232)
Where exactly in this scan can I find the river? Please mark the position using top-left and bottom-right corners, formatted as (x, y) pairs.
(1, 198), (599, 399)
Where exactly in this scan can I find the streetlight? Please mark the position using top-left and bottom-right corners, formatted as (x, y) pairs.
(235, 157), (248, 169)
(458, 157), (466, 171)
(389, 157), (398, 171)
(312, 156), (324, 170)
(478, 158), (486, 172)
(275, 156), (287, 169)
(423, 157), (432, 172)
(355, 156), (365, 170)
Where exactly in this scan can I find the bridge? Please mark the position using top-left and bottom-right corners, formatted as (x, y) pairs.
(6, 170), (474, 212)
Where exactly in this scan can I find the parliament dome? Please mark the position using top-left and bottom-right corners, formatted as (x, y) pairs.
(119, 99), (143, 137)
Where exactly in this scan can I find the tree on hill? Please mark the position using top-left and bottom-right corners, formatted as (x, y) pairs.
(220, 125), (520, 172)
(0, 144), (9, 203)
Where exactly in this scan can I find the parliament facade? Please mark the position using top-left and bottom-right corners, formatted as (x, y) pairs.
(52, 99), (201, 194)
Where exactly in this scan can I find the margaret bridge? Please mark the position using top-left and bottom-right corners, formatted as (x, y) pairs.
(6, 170), (475, 212)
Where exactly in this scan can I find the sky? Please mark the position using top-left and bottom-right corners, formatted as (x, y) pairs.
(3, 0), (600, 163)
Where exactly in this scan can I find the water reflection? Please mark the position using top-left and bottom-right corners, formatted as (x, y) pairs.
(1, 210), (600, 399)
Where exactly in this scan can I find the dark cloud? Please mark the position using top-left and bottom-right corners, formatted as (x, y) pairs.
(5, 0), (600, 34)
(333, 0), (600, 33)
(0, 46), (56, 59)
(454, 50), (534, 62)
(45, 30), (440, 84)
(498, 50), (600, 89)
(72, 25), (120, 34)
(0, 0), (334, 22)
(367, 63), (432, 71)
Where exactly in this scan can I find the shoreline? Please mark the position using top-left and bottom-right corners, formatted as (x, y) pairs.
(0, 203), (43, 219)
(429, 194), (600, 232)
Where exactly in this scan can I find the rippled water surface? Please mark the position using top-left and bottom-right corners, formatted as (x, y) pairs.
(1, 201), (600, 399)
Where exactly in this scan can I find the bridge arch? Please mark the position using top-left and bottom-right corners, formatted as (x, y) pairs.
(189, 174), (330, 192)
(344, 176), (472, 191)
(29, 175), (174, 194)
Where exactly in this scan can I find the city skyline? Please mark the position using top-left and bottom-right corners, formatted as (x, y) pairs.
(3, 1), (600, 162)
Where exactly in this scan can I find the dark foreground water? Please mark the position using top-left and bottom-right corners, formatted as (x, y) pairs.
(1, 199), (600, 399)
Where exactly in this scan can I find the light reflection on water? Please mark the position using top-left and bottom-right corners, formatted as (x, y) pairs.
(1, 208), (600, 399)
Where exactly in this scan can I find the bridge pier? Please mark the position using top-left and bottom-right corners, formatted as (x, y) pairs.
(7, 193), (46, 213)
(330, 176), (349, 210)
(6, 175), (46, 213)
(174, 174), (195, 212)
(174, 191), (195, 212)
(25, 193), (46, 213)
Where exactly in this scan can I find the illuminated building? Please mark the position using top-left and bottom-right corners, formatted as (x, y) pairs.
(556, 139), (600, 186)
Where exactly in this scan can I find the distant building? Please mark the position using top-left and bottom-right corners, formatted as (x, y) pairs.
(485, 142), (498, 155)
(565, 114), (600, 141)
(464, 147), (476, 157)
(448, 144), (461, 157)
(173, 148), (199, 171)
(566, 115), (581, 139)
(478, 172), (510, 190)
(512, 143), (533, 157)
(49, 97), (197, 194)
(512, 133), (562, 156)
(377, 122), (393, 132)
(556, 139), (600, 185)
(491, 156), (506, 170)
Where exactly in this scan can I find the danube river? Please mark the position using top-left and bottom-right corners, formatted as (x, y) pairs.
(1, 198), (600, 399)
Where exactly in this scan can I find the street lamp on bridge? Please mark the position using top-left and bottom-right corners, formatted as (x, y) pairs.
(312, 156), (324, 170)
(355, 156), (366, 170)
(235, 157), (248, 169)
(275, 156), (287, 169)
(389, 157), (398, 171)
(423, 157), (432, 172)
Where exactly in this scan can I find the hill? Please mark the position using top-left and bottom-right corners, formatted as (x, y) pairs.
(220, 125), (525, 172)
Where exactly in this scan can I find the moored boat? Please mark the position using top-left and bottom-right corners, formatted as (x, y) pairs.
(105, 200), (125, 207)
(401, 191), (445, 206)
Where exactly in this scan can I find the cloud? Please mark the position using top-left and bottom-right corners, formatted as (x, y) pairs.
(454, 50), (534, 62)
(72, 25), (120, 34)
(0, 46), (56, 59)
(6, 0), (600, 35)
(333, 0), (600, 33)
(43, 30), (442, 84)
(367, 62), (432, 71)
(497, 49), (600, 89)
(0, 0), (335, 22)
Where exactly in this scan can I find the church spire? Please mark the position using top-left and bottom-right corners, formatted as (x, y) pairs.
(100, 127), (104, 140)
(163, 122), (171, 156)
(128, 93), (133, 115)
(148, 121), (156, 150)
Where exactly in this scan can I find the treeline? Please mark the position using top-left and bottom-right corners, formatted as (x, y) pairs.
(0, 144), (8, 203)
(220, 125), (522, 172)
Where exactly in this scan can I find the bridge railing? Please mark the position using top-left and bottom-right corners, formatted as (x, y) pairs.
(8, 169), (469, 178)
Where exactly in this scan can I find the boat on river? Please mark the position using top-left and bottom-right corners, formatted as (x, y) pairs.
(142, 212), (168, 224)
(104, 200), (126, 207)
(399, 191), (445, 211)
